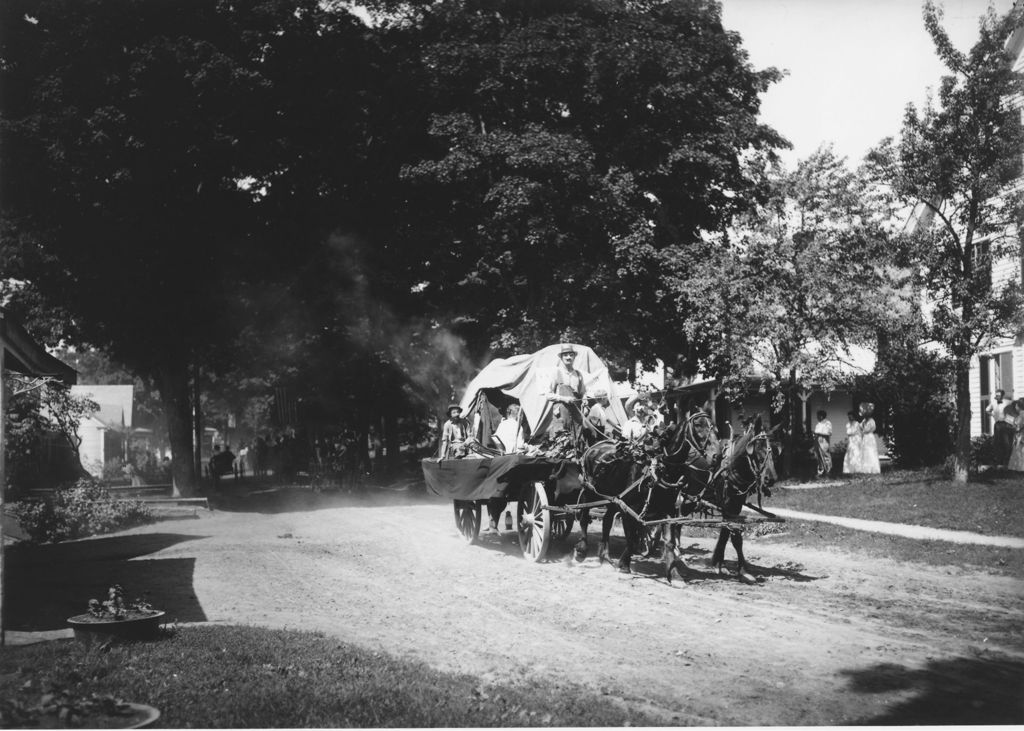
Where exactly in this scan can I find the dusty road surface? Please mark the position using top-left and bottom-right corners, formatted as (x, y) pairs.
(11, 483), (1024, 725)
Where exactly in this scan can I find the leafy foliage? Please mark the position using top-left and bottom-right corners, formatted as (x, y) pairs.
(9, 479), (153, 543)
(867, 2), (1024, 481)
(676, 146), (914, 467)
(3, 380), (96, 491)
(393, 0), (786, 365)
(854, 340), (956, 469)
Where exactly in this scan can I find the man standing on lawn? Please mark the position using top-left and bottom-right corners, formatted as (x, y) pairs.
(987, 389), (1015, 467)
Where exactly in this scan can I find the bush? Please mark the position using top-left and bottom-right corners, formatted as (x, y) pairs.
(9, 479), (153, 543)
(970, 435), (995, 469)
(830, 439), (848, 476)
(101, 458), (128, 484)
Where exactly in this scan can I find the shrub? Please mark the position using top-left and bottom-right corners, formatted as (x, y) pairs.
(830, 439), (848, 476)
(970, 435), (995, 469)
(101, 458), (128, 483)
(9, 478), (153, 543)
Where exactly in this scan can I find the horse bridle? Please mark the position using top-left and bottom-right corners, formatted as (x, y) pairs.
(722, 431), (774, 508)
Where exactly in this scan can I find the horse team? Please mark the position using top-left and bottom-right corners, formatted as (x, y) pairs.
(569, 410), (779, 584)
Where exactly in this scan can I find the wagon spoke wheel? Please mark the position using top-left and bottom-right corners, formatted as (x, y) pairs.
(453, 502), (481, 544)
(517, 482), (551, 562)
(551, 513), (574, 541)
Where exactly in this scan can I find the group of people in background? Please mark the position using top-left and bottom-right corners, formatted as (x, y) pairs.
(843, 402), (882, 475)
(987, 390), (1024, 471)
(810, 402), (881, 477)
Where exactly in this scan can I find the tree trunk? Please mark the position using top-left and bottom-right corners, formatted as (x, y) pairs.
(384, 410), (400, 475)
(192, 361), (203, 483)
(951, 358), (972, 484)
(157, 360), (198, 497)
(778, 369), (796, 479)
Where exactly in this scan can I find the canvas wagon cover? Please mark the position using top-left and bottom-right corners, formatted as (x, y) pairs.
(458, 343), (629, 440)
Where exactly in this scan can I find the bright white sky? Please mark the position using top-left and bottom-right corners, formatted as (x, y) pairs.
(720, 0), (1015, 168)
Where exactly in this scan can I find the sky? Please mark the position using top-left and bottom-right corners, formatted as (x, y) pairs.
(719, 0), (1015, 168)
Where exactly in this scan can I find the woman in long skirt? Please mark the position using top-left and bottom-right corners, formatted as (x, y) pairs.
(1007, 399), (1024, 472)
(843, 410), (862, 474)
(857, 402), (882, 474)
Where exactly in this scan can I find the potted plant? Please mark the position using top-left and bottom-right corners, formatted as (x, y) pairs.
(66, 584), (165, 647)
(1, 684), (160, 729)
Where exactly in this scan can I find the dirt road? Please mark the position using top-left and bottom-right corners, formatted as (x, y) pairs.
(17, 485), (1024, 725)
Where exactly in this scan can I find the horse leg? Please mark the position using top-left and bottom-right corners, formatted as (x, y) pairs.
(711, 525), (732, 577)
(729, 529), (757, 584)
(616, 517), (636, 574)
(661, 523), (689, 584)
(572, 508), (591, 562)
(598, 506), (617, 566)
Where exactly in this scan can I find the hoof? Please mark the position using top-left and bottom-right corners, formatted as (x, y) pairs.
(573, 544), (588, 562)
(738, 570), (757, 584)
(666, 560), (688, 584)
(618, 564), (632, 574)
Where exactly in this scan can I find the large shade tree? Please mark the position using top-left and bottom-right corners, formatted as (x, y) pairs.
(870, 1), (1024, 482)
(385, 0), (787, 371)
(0, 0), (384, 493)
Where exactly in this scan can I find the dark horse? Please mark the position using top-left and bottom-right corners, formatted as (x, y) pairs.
(655, 411), (778, 583)
(575, 432), (688, 581)
(578, 412), (777, 583)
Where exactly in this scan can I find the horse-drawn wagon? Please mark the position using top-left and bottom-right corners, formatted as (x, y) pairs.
(421, 343), (784, 581)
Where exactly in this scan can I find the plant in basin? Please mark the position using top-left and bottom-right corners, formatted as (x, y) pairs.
(67, 585), (165, 646)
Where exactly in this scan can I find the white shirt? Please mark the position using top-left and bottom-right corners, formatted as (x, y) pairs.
(813, 420), (833, 437)
(493, 418), (525, 453)
(988, 399), (1012, 423)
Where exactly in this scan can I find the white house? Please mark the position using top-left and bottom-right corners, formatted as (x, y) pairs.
(969, 17), (1024, 437)
(70, 384), (134, 477)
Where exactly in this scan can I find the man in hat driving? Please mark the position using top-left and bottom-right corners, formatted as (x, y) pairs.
(440, 403), (471, 458)
(548, 344), (586, 435)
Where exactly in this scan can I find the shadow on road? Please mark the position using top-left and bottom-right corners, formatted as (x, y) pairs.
(5, 533), (208, 631)
(209, 485), (445, 515)
(842, 655), (1024, 725)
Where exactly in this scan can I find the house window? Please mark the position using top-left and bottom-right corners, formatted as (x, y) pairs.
(972, 238), (992, 293)
(979, 355), (991, 435)
(996, 351), (1014, 395)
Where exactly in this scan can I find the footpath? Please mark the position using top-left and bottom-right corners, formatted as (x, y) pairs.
(756, 505), (1024, 548)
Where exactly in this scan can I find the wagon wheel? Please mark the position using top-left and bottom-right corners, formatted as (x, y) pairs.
(453, 502), (481, 544)
(550, 512), (574, 541)
(517, 481), (552, 562)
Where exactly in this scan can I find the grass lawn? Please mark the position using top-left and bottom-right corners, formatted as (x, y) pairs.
(751, 468), (1024, 578)
(0, 625), (663, 728)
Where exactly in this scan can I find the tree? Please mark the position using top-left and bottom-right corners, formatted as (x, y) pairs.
(870, 2), (1024, 482)
(677, 146), (914, 469)
(386, 0), (786, 369)
(1, 0), (382, 493)
(4, 378), (96, 492)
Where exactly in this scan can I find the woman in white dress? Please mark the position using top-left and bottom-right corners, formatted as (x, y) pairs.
(843, 410), (862, 474)
(857, 402), (882, 474)
(1007, 399), (1024, 472)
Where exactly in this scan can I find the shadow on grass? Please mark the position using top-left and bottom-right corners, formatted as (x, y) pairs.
(843, 655), (1024, 725)
(5, 533), (208, 631)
